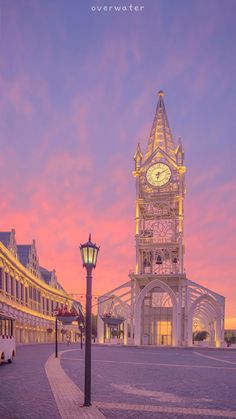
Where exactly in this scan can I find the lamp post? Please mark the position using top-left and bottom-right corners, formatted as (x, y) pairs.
(80, 234), (99, 407)
(78, 321), (84, 350)
(53, 308), (60, 358)
(55, 315), (58, 357)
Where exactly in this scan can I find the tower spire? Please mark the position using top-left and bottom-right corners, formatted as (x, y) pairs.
(144, 91), (175, 161)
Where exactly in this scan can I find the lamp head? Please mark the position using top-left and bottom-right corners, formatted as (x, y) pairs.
(80, 234), (100, 268)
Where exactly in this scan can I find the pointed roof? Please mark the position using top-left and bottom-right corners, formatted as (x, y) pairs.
(0, 232), (11, 248)
(39, 266), (66, 292)
(134, 142), (143, 161)
(0, 229), (17, 257)
(17, 245), (31, 267)
(144, 91), (175, 161)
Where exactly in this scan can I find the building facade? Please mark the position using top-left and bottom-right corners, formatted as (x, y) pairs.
(0, 229), (82, 344)
(97, 91), (225, 348)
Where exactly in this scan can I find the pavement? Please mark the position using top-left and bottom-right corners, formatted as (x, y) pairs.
(0, 344), (236, 419)
(45, 349), (105, 419)
(0, 344), (61, 419)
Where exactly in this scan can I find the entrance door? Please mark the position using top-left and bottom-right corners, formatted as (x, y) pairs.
(157, 321), (172, 345)
(141, 288), (173, 346)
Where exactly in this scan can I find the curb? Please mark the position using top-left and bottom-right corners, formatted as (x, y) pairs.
(45, 350), (105, 419)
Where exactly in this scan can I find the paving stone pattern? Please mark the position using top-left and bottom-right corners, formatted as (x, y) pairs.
(0, 344), (62, 419)
(45, 349), (105, 419)
(1, 344), (236, 419)
(61, 346), (236, 419)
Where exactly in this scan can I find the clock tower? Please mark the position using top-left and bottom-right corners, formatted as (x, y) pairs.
(97, 90), (225, 349)
(133, 90), (186, 277)
(129, 90), (186, 346)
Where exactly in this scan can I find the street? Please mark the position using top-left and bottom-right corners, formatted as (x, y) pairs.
(1, 344), (236, 418)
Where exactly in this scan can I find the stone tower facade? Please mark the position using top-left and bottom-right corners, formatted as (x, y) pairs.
(133, 90), (185, 277)
(97, 91), (225, 348)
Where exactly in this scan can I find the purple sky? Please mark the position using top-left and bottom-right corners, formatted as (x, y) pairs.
(1, 0), (236, 322)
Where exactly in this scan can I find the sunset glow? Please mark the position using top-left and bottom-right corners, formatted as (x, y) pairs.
(1, 0), (235, 322)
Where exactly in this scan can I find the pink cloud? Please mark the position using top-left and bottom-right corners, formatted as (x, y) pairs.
(185, 179), (236, 319)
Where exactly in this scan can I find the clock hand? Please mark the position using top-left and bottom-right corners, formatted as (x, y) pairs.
(159, 168), (169, 175)
(156, 170), (166, 178)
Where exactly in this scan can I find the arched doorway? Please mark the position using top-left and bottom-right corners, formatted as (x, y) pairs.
(141, 287), (173, 345)
(98, 294), (130, 345)
(188, 294), (223, 347)
(134, 279), (178, 346)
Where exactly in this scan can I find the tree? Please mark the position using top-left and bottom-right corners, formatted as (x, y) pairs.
(224, 331), (234, 346)
(91, 313), (97, 337)
(193, 330), (209, 341)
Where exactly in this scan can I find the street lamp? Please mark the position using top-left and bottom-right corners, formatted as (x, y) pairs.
(80, 234), (99, 407)
(53, 308), (60, 358)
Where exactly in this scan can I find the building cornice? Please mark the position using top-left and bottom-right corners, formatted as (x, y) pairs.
(0, 293), (55, 321)
(0, 241), (73, 301)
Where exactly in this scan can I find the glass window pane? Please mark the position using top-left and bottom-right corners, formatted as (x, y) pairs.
(93, 248), (97, 265)
(88, 247), (93, 264)
(80, 248), (84, 263)
(83, 247), (87, 263)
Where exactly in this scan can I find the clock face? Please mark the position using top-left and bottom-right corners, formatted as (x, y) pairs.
(146, 163), (171, 187)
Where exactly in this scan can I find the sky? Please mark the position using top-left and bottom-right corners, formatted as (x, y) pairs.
(1, 0), (236, 324)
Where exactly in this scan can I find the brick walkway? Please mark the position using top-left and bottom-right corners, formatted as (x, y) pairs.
(0, 344), (61, 419)
(45, 347), (236, 419)
(96, 401), (236, 418)
(1, 345), (236, 418)
(45, 349), (105, 419)
(60, 346), (236, 419)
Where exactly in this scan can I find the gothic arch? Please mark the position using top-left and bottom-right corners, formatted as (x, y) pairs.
(134, 278), (178, 346)
(188, 294), (222, 347)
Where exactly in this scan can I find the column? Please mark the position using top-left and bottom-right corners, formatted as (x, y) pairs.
(187, 314), (193, 347)
(135, 176), (140, 274)
(12, 276), (17, 301)
(97, 296), (105, 344)
(123, 320), (128, 345)
(178, 175), (184, 274)
(130, 279), (135, 344)
(130, 315), (134, 345)
(209, 322), (215, 345)
(97, 311), (104, 343)
(184, 285), (190, 347)
(49, 298), (52, 316)
(21, 282), (25, 305)
(18, 280), (22, 304)
(176, 284), (183, 346)
(215, 317), (222, 348)
(134, 315), (140, 345)
(8, 274), (12, 297)
(172, 303), (178, 347)
(0, 267), (5, 293)
(25, 286), (28, 307)
(5, 271), (9, 295)
(11, 274), (16, 300)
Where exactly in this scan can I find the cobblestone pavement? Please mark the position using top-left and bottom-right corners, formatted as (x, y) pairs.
(45, 349), (105, 419)
(1, 344), (236, 419)
(0, 343), (63, 419)
(60, 346), (236, 419)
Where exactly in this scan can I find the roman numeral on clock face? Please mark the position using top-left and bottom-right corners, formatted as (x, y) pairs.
(146, 163), (171, 187)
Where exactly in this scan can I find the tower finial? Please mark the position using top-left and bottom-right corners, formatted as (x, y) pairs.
(134, 142), (143, 170)
(144, 91), (175, 161)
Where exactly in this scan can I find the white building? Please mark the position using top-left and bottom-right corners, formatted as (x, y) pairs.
(97, 91), (225, 348)
(0, 229), (82, 344)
